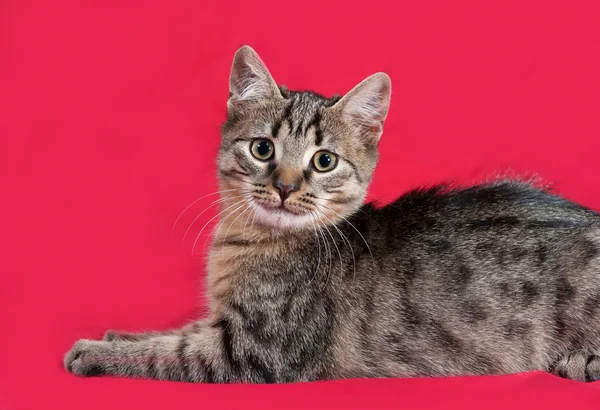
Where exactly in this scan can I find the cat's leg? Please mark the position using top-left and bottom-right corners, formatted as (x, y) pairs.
(65, 321), (232, 382)
(551, 349), (600, 382)
(102, 320), (206, 342)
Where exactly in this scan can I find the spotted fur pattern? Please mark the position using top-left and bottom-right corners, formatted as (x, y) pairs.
(65, 46), (600, 383)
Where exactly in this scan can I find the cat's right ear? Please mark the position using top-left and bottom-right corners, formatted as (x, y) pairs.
(228, 46), (281, 113)
(330, 73), (391, 144)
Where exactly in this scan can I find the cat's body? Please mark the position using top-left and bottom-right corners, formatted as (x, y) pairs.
(204, 181), (600, 382)
(65, 46), (600, 383)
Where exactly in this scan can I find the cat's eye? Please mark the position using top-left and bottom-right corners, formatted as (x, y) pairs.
(250, 139), (274, 161)
(312, 151), (337, 172)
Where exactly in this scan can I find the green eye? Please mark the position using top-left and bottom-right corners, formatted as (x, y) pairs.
(312, 151), (337, 172)
(251, 139), (274, 161)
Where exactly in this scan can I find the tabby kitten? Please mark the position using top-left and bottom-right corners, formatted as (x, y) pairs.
(65, 46), (600, 383)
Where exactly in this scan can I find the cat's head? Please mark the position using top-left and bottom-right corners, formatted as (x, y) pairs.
(218, 46), (391, 231)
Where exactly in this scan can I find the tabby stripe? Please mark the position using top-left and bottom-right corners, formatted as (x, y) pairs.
(233, 151), (251, 167)
(282, 99), (294, 132)
(222, 239), (251, 247)
(303, 169), (312, 183)
(266, 162), (277, 178)
(585, 354), (596, 382)
(215, 319), (240, 373)
(557, 367), (567, 378)
(345, 159), (362, 183)
(199, 354), (216, 383)
(271, 121), (282, 138)
(308, 111), (323, 145)
(329, 196), (359, 205)
(230, 301), (251, 321)
(147, 350), (158, 379)
(212, 273), (231, 289)
(219, 168), (250, 178)
(247, 354), (276, 383)
(177, 335), (190, 382)
(315, 128), (324, 146)
(295, 119), (305, 138)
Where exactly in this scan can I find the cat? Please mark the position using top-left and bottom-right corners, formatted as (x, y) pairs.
(64, 45), (600, 383)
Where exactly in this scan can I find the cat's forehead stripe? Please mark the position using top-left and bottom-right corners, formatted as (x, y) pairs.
(271, 120), (281, 139)
(306, 110), (323, 146)
(276, 91), (336, 145)
(282, 98), (295, 137)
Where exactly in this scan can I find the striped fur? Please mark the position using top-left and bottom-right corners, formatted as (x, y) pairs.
(65, 46), (600, 383)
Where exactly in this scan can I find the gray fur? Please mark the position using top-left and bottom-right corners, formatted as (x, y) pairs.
(65, 46), (600, 383)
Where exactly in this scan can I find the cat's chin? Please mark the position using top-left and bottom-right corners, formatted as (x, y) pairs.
(250, 203), (314, 231)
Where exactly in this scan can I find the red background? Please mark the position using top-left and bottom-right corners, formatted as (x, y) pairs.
(2, 1), (600, 409)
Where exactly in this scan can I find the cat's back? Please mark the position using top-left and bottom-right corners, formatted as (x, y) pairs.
(365, 180), (600, 245)
(360, 179), (600, 284)
(345, 180), (600, 377)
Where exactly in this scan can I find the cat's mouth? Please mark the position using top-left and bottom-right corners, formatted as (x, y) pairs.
(250, 200), (314, 229)
(256, 201), (306, 216)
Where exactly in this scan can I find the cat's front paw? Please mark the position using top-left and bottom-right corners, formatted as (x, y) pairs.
(64, 339), (107, 377)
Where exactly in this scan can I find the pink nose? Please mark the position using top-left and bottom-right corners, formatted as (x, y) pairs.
(274, 180), (298, 202)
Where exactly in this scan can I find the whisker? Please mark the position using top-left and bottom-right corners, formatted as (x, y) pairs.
(312, 213), (331, 289)
(221, 204), (252, 253)
(315, 217), (337, 291)
(199, 200), (246, 255)
(318, 220), (332, 291)
(242, 206), (257, 239)
(321, 218), (343, 286)
(171, 188), (251, 234)
(203, 211), (232, 255)
(316, 202), (375, 268)
(181, 193), (249, 246)
(266, 166), (278, 181)
(191, 199), (246, 256)
(238, 178), (261, 186)
(206, 201), (242, 250)
(200, 200), (249, 256)
(315, 206), (356, 284)
(306, 214), (323, 286)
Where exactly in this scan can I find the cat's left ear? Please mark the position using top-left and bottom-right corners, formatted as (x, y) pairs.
(228, 46), (282, 113)
(331, 73), (391, 142)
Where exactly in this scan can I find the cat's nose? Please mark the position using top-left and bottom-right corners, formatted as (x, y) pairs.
(274, 180), (298, 202)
